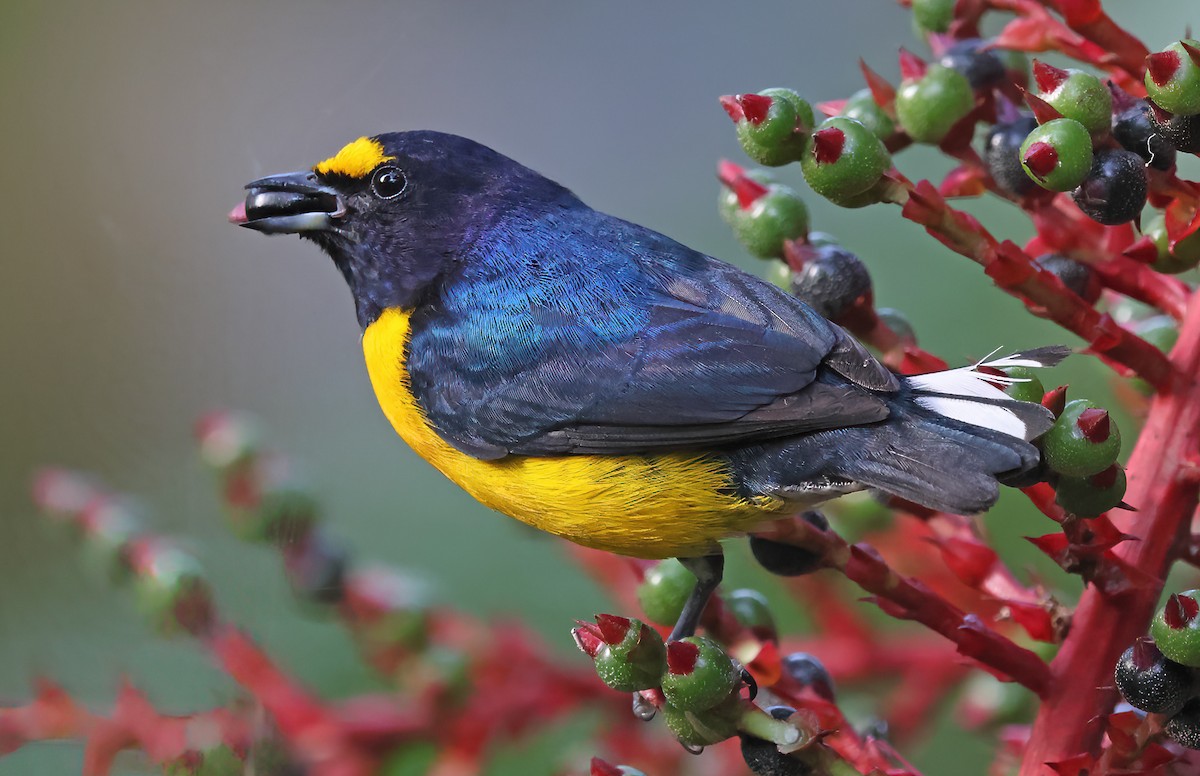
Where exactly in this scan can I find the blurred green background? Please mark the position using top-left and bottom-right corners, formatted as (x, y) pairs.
(1, 1), (1197, 773)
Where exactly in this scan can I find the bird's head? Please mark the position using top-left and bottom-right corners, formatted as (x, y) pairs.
(231, 131), (574, 326)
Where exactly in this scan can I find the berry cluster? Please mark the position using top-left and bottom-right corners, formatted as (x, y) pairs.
(1116, 592), (1200, 750)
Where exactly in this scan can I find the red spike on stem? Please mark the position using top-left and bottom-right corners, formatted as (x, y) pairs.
(1043, 385), (1069, 417)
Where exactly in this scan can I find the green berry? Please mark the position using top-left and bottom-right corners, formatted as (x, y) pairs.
(638, 559), (696, 627)
(718, 167), (772, 224)
(1002, 366), (1045, 404)
(1020, 118), (1093, 192)
(895, 64), (975, 144)
(726, 589), (777, 641)
(1152, 592), (1200, 668)
(731, 185), (810, 259)
(132, 543), (214, 636)
(589, 614), (667, 692)
(661, 694), (743, 747)
(840, 88), (895, 140)
(876, 307), (916, 344)
(661, 636), (741, 711)
(800, 117), (891, 203)
(1033, 61), (1113, 137)
(1145, 213), (1200, 274)
(1145, 41), (1200, 116)
(1040, 399), (1121, 477)
(912, 0), (955, 33)
(1053, 464), (1126, 517)
(723, 89), (814, 166)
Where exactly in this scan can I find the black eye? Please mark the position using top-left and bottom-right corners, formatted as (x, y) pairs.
(370, 166), (407, 199)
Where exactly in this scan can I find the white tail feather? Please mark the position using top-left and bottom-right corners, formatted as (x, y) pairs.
(908, 349), (1061, 441)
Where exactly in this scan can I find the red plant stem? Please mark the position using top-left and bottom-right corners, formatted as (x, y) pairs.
(752, 517), (1051, 694)
(894, 179), (1177, 392)
(1033, 0), (1149, 81)
(1019, 291), (1200, 773)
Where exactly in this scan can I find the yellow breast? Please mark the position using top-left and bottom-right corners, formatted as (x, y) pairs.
(361, 308), (782, 559)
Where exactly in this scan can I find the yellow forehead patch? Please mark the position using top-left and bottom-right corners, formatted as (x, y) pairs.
(314, 136), (393, 178)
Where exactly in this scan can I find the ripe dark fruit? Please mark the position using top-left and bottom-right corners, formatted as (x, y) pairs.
(1114, 638), (1194, 715)
(1033, 254), (1100, 303)
(1167, 699), (1200, 750)
(749, 511), (828, 576)
(939, 39), (1005, 90)
(788, 244), (872, 320)
(1151, 107), (1200, 153)
(781, 651), (836, 701)
(1071, 149), (1148, 225)
(1112, 101), (1177, 171)
(984, 115), (1039, 196)
(740, 706), (812, 776)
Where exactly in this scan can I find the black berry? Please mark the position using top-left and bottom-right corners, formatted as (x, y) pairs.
(984, 115), (1039, 197)
(1167, 699), (1200, 750)
(782, 651), (836, 701)
(938, 39), (1005, 90)
(1071, 149), (1148, 225)
(1114, 638), (1194, 715)
(1112, 101), (1177, 171)
(740, 706), (812, 776)
(749, 511), (828, 577)
(1151, 108), (1200, 153)
(1033, 254), (1100, 303)
(789, 243), (871, 320)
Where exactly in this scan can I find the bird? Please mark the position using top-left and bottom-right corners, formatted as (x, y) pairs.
(230, 130), (1063, 642)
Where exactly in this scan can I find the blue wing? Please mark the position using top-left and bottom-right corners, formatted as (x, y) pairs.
(405, 207), (896, 459)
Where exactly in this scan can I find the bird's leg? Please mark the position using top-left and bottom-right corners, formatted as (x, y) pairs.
(669, 553), (724, 642)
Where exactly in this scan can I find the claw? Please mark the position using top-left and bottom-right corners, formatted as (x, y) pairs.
(740, 663), (759, 701)
(680, 741), (705, 755)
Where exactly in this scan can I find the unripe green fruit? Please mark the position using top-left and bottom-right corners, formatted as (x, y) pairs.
(661, 636), (741, 711)
(731, 185), (810, 259)
(800, 117), (891, 203)
(1020, 119), (1093, 192)
(1053, 465), (1126, 517)
(661, 694), (743, 747)
(895, 64), (975, 143)
(841, 88), (895, 140)
(732, 89), (814, 167)
(1144, 213), (1200, 274)
(719, 169), (772, 224)
(1145, 40), (1200, 116)
(592, 616), (667, 692)
(638, 559), (695, 627)
(726, 588), (777, 640)
(1040, 399), (1121, 477)
(1152, 592), (1200, 668)
(912, 0), (955, 33)
(1035, 62), (1113, 137)
(133, 545), (214, 636)
(1002, 366), (1045, 404)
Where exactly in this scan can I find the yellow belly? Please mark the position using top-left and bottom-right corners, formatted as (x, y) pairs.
(361, 308), (783, 559)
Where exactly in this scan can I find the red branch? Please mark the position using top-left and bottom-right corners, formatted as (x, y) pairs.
(1020, 293), (1200, 772)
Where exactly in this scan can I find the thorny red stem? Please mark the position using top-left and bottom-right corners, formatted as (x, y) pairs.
(1020, 293), (1200, 773)
(750, 517), (1052, 695)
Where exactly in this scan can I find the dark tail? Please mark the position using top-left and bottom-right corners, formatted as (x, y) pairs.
(830, 347), (1067, 514)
